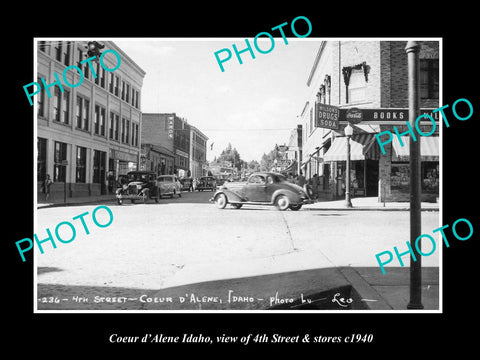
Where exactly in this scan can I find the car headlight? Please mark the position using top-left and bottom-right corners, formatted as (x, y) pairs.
(136, 184), (142, 189)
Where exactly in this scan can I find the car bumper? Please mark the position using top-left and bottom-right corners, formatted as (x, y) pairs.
(116, 193), (145, 199)
(301, 199), (314, 205)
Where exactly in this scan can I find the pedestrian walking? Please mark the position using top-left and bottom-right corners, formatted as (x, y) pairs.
(311, 173), (319, 200)
(42, 174), (53, 201)
(296, 171), (306, 187)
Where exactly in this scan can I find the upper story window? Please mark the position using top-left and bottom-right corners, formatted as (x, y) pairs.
(348, 69), (366, 103)
(420, 59), (439, 99)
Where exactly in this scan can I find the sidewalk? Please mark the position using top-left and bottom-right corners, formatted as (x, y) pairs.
(304, 196), (439, 211)
(37, 194), (116, 209)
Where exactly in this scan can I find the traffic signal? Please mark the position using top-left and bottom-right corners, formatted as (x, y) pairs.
(87, 41), (105, 58)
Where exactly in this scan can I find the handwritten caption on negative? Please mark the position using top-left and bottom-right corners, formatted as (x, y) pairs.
(38, 290), (356, 309)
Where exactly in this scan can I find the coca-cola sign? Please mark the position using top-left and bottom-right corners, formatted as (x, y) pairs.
(345, 108), (363, 124)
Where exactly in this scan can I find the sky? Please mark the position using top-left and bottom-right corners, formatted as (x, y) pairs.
(114, 38), (321, 163)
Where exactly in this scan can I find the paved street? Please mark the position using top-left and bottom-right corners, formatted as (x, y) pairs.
(35, 191), (440, 310)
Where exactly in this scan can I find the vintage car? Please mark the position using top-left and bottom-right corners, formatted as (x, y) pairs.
(157, 175), (182, 198)
(180, 177), (193, 191)
(196, 176), (217, 191)
(210, 172), (314, 211)
(115, 171), (159, 205)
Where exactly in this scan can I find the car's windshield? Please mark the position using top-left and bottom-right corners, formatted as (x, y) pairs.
(158, 177), (172, 182)
(128, 173), (148, 181)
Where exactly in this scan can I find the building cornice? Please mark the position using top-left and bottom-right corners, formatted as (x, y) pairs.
(306, 41), (326, 87)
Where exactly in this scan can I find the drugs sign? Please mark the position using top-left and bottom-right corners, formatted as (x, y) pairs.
(315, 103), (339, 129)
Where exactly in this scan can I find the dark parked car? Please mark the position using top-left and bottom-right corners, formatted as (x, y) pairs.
(197, 176), (217, 191)
(210, 172), (313, 211)
(115, 171), (160, 205)
(180, 177), (193, 191)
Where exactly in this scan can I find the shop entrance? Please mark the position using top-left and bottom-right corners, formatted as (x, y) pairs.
(366, 159), (378, 196)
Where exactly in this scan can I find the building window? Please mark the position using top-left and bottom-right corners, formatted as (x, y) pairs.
(76, 146), (87, 183)
(37, 137), (47, 182)
(114, 75), (120, 96)
(94, 105), (106, 136)
(62, 89), (70, 124)
(76, 96), (90, 131)
(63, 42), (71, 66)
(37, 76), (45, 117)
(109, 73), (114, 93)
(115, 114), (119, 141)
(109, 112), (115, 139)
(121, 117), (126, 143)
(93, 150), (106, 184)
(53, 87), (61, 121)
(135, 90), (139, 108)
(420, 59), (439, 99)
(39, 41), (46, 53)
(126, 119), (130, 144)
(78, 49), (90, 80)
(95, 62), (101, 85)
(134, 123), (139, 146)
(54, 141), (67, 182)
(131, 123), (139, 147)
(130, 122), (135, 146)
(55, 42), (62, 62)
(126, 83), (130, 103)
(121, 80), (126, 100)
(347, 69), (366, 103)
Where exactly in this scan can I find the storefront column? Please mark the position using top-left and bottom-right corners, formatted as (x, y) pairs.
(378, 125), (392, 202)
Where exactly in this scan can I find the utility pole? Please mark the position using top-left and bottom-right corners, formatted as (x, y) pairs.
(405, 41), (424, 309)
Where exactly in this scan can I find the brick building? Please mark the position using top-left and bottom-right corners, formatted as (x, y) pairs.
(189, 126), (208, 178)
(141, 113), (192, 177)
(300, 40), (439, 202)
(36, 40), (145, 200)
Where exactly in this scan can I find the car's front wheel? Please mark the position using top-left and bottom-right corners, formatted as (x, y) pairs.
(214, 193), (227, 209)
(289, 204), (302, 211)
(275, 194), (290, 211)
(117, 198), (123, 205)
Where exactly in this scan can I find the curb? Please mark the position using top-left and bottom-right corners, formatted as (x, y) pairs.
(302, 207), (439, 212)
(37, 198), (116, 210)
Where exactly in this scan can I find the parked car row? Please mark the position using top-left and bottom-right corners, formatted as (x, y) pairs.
(115, 171), (182, 205)
(115, 172), (219, 205)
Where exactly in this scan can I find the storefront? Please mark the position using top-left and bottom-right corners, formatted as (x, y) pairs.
(109, 148), (139, 192)
(323, 131), (380, 199)
(140, 144), (175, 176)
(388, 136), (439, 201)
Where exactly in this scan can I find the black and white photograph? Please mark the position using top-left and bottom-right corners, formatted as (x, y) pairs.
(6, 6), (478, 353)
(33, 38), (442, 313)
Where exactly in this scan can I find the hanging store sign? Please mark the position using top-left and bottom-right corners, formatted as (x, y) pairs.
(338, 108), (439, 124)
(315, 103), (340, 129)
(168, 116), (174, 138)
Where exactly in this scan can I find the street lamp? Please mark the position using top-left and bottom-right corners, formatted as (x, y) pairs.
(344, 124), (353, 208)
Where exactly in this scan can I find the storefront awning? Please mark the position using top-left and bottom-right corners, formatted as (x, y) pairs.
(280, 160), (297, 175)
(323, 134), (379, 161)
(392, 136), (439, 161)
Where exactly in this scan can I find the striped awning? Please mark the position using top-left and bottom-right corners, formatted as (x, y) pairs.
(392, 136), (439, 161)
(323, 134), (380, 161)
